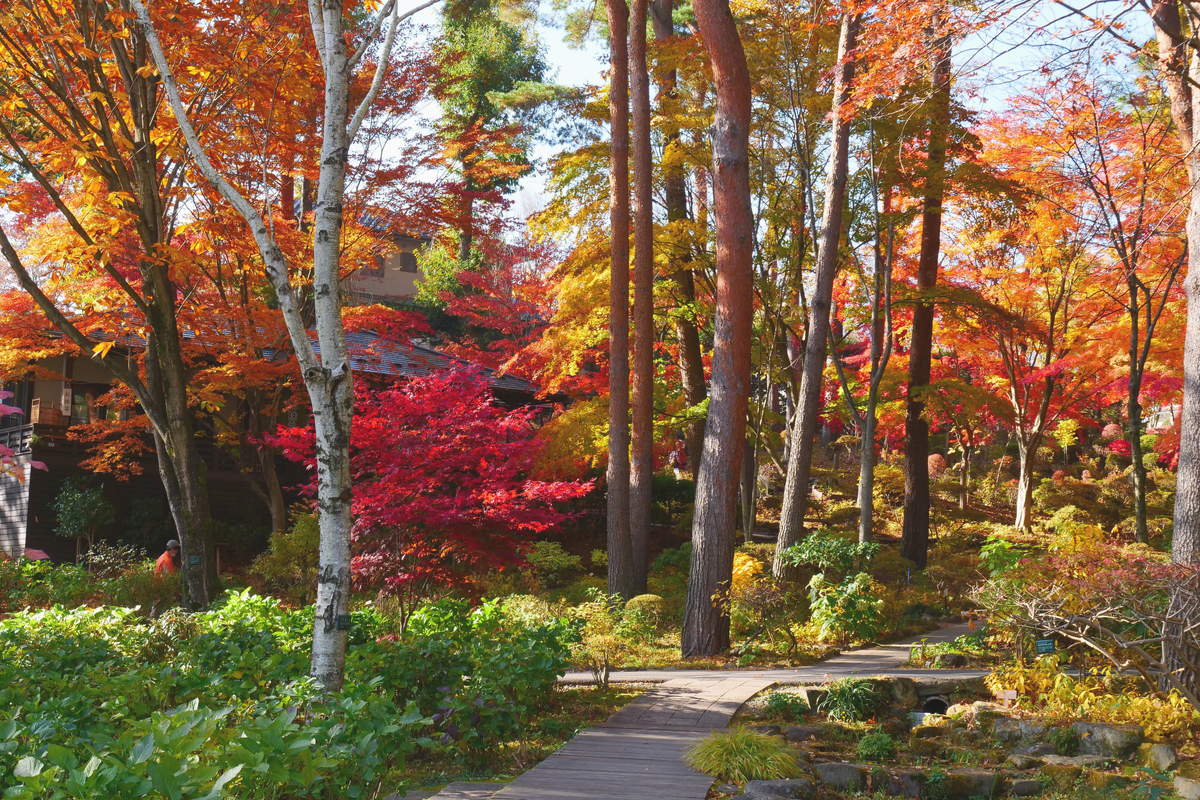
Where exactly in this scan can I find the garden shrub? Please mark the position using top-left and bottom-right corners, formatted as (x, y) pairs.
(779, 531), (879, 575)
(249, 513), (320, 604)
(808, 572), (884, 645)
(523, 540), (583, 588)
(52, 477), (114, 559)
(685, 727), (802, 783)
(623, 593), (666, 634)
(569, 592), (631, 686)
(0, 587), (574, 797)
(0, 559), (95, 611)
(79, 541), (147, 578)
(856, 730), (897, 761)
(985, 655), (1199, 740)
(761, 691), (808, 720)
(819, 678), (885, 722)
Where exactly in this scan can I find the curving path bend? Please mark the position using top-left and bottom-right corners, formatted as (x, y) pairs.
(419, 624), (986, 800)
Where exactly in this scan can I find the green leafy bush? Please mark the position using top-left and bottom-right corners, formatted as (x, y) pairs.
(249, 513), (320, 604)
(623, 593), (667, 635)
(523, 541), (584, 588)
(52, 478), (115, 559)
(0, 559), (95, 611)
(80, 541), (147, 578)
(819, 678), (885, 722)
(808, 572), (884, 645)
(685, 727), (802, 783)
(856, 730), (897, 761)
(0, 589), (575, 798)
(978, 535), (1030, 577)
(779, 531), (879, 574)
(761, 691), (808, 720)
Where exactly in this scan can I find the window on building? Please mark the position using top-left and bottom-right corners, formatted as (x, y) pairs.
(396, 250), (418, 273)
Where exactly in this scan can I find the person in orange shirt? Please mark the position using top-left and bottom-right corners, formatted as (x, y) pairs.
(154, 540), (180, 575)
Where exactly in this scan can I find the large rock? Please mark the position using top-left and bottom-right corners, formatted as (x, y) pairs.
(1005, 753), (1040, 770)
(746, 724), (782, 737)
(992, 717), (1047, 743)
(799, 687), (828, 710)
(783, 725), (823, 743)
(813, 762), (868, 791)
(1070, 721), (1143, 759)
(1176, 776), (1200, 800)
(886, 768), (925, 797)
(1084, 771), (1131, 790)
(741, 778), (815, 799)
(1039, 754), (1110, 768)
(889, 677), (921, 710)
(1008, 777), (1044, 797)
(1040, 762), (1082, 788)
(942, 769), (1000, 799)
(1140, 742), (1179, 771)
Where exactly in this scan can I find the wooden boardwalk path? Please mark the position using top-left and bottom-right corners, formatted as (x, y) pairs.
(487, 676), (774, 800)
(412, 624), (980, 800)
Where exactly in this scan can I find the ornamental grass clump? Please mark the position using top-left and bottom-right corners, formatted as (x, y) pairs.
(684, 727), (802, 783)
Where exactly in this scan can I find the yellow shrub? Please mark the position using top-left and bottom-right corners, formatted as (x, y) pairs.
(732, 552), (764, 593)
(987, 656), (1200, 740)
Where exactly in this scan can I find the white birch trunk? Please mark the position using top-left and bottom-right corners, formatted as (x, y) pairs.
(135, 0), (415, 690)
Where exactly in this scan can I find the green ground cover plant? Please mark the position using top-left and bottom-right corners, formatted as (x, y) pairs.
(0, 591), (574, 800)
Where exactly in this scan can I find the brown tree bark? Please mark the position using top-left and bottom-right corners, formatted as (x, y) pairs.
(629, 0), (654, 594)
(605, 0), (636, 599)
(1151, 0), (1200, 699)
(773, 13), (861, 578)
(900, 17), (952, 570)
(0, 5), (217, 607)
(682, 0), (752, 658)
(653, 0), (707, 479)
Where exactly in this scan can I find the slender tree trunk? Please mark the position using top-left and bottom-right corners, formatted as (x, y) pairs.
(857, 410), (877, 543)
(900, 20), (951, 570)
(1013, 438), (1035, 531)
(1128, 290), (1150, 543)
(740, 435), (757, 542)
(629, 0), (654, 594)
(682, 0), (752, 658)
(1151, 0), (1200, 700)
(606, 0), (636, 599)
(773, 13), (860, 578)
(959, 441), (972, 511)
(653, 0), (707, 479)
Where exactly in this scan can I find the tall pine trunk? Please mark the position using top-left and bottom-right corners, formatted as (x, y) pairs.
(605, 0), (636, 599)
(682, 0), (752, 658)
(653, 0), (707, 479)
(629, 0), (654, 593)
(900, 20), (951, 570)
(774, 13), (860, 578)
(1151, 0), (1200, 699)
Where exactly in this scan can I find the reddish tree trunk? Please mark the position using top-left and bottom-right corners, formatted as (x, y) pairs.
(682, 0), (752, 658)
(629, 0), (654, 594)
(774, 13), (860, 578)
(653, 0), (707, 479)
(605, 0), (636, 599)
(900, 19), (951, 570)
(1152, 0), (1200, 699)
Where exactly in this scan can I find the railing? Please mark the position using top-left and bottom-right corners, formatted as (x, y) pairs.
(0, 423), (34, 455)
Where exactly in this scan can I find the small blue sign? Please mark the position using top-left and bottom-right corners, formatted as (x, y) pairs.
(1035, 638), (1055, 655)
